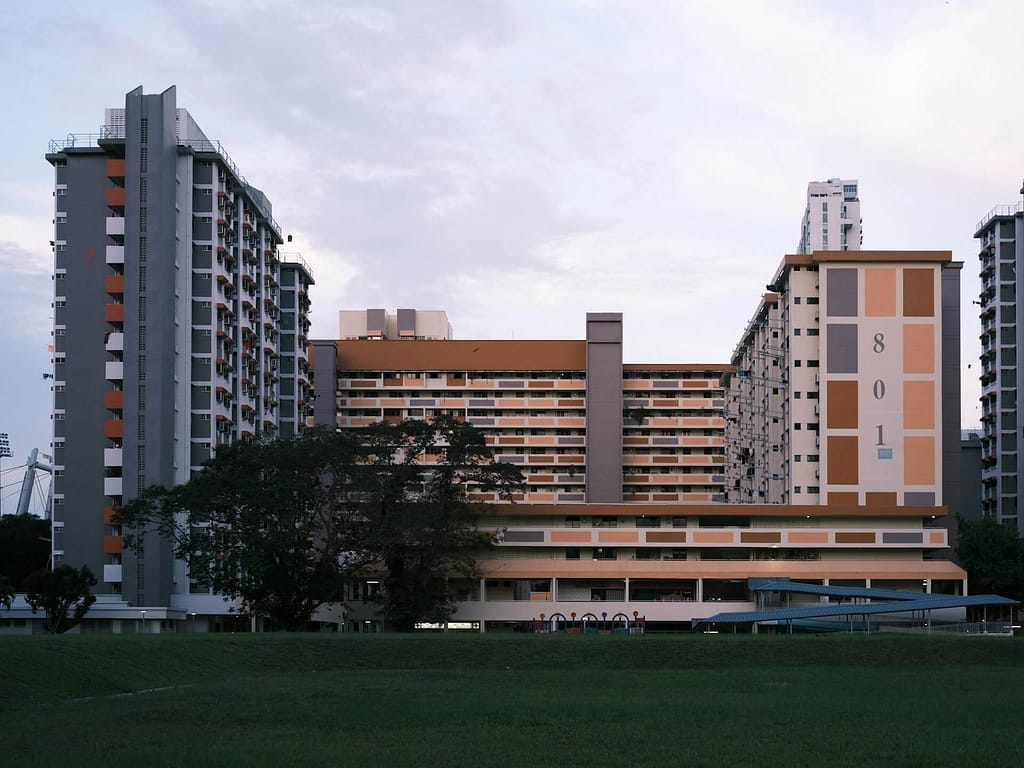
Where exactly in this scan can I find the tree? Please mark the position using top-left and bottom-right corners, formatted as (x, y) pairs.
(341, 416), (524, 631)
(23, 565), (97, 633)
(117, 429), (359, 631)
(0, 513), (51, 590)
(116, 418), (523, 632)
(956, 515), (1024, 601)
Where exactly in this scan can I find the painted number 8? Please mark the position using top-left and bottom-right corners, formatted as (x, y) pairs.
(873, 333), (885, 353)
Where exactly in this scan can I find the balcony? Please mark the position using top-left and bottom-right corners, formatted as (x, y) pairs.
(102, 564), (123, 583)
(105, 245), (125, 264)
(103, 448), (123, 467)
(103, 477), (123, 497)
(105, 332), (124, 351)
(105, 216), (125, 236)
(105, 361), (124, 380)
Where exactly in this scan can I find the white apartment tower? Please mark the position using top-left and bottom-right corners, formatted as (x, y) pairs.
(797, 178), (863, 254)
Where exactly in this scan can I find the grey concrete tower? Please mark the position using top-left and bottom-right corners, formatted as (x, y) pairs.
(584, 313), (624, 502)
(46, 87), (301, 611)
(975, 193), (1024, 530)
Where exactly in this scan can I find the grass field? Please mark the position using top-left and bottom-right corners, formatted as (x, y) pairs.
(2, 633), (1021, 767)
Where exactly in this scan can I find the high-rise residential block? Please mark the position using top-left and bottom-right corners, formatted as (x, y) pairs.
(44, 86), (312, 620)
(797, 178), (862, 254)
(725, 250), (962, 513)
(974, 194), (1024, 529)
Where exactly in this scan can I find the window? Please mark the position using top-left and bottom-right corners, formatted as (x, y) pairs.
(808, 328), (819, 336)
(794, 329), (801, 336)
(807, 297), (819, 305)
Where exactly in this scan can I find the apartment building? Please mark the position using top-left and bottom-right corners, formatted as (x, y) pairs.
(340, 308), (453, 340)
(44, 87), (312, 623)
(314, 304), (966, 631)
(797, 178), (862, 254)
(974, 197), (1024, 529)
(725, 250), (962, 510)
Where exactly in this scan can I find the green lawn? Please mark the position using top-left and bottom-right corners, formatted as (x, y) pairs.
(2, 634), (1021, 767)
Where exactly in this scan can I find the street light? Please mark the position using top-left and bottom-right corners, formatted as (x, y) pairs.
(189, 612), (197, 632)
(139, 609), (146, 635)
(0, 433), (11, 517)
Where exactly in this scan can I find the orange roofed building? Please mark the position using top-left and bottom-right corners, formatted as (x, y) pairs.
(311, 252), (968, 633)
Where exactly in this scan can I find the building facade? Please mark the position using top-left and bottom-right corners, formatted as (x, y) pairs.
(796, 178), (862, 254)
(974, 199), (1024, 529)
(725, 250), (962, 513)
(314, 302), (967, 632)
(44, 87), (312, 624)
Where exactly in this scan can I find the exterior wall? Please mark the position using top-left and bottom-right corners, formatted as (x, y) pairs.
(585, 313), (623, 503)
(316, 335), (729, 505)
(728, 252), (953, 511)
(797, 178), (862, 254)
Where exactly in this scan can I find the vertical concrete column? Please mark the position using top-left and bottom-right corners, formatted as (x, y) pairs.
(310, 340), (339, 428)
(585, 313), (623, 502)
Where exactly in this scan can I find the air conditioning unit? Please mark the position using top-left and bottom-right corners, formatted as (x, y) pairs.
(814, 469), (819, 478)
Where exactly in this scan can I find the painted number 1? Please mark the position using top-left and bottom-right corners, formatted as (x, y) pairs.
(875, 424), (885, 446)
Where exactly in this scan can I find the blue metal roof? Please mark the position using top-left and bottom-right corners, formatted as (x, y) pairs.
(693, 593), (1018, 628)
(747, 577), (942, 602)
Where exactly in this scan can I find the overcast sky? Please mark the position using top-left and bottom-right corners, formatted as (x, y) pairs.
(2, 0), (1022, 515)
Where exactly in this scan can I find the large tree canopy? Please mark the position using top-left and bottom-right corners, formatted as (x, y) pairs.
(956, 515), (1024, 601)
(342, 417), (524, 631)
(117, 417), (523, 631)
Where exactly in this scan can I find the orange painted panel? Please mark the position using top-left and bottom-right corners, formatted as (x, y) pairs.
(598, 531), (638, 543)
(827, 436), (859, 485)
(903, 269), (935, 317)
(692, 530), (734, 544)
(105, 304), (125, 322)
(646, 531), (687, 543)
(864, 268), (897, 316)
(865, 491), (898, 506)
(103, 506), (118, 525)
(106, 159), (126, 177)
(788, 531), (829, 544)
(903, 381), (935, 429)
(928, 531), (945, 545)
(103, 535), (123, 554)
(104, 390), (124, 410)
(104, 419), (123, 438)
(740, 531), (782, 544)
(836, 532), (875, 544)
(827, 380), (858, 429)
(551, 530), (592, 543)
(903, 324), (935, 373)
(904, 436), (936, 485)
(105, 187), (125, 206)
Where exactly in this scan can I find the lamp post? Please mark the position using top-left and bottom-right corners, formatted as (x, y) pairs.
(0, 433), (11, 517)
(139, 609), (146, 635)
(189, 612), (197, 633)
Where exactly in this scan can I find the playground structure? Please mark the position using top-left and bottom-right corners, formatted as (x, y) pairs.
(531, 610), (646, 635)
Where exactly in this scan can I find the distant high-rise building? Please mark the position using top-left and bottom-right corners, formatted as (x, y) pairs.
(797, 178), (862, 254)
(974, 189), (1024, 530)
(339, 308), (453, 340)
(45, 86), (313, 619)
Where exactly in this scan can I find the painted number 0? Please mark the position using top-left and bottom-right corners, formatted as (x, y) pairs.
(873, 333), (885, 353)
(873, 379), (885, 399)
